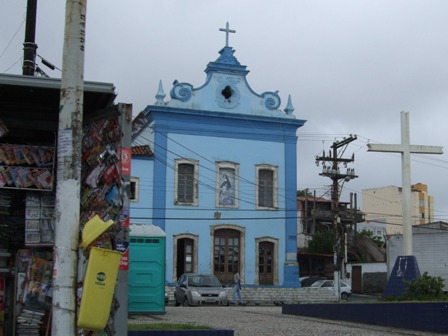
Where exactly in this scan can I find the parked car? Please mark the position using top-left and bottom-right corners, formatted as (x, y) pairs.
(310, 279), (352, 300)
(174, 273), (229, 306)
(165, 292), (169, 305)
(299, 275), (327, 287)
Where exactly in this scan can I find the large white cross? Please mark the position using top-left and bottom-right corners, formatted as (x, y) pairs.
(367, 111), (443, 255)
(219, 22), (236, 47)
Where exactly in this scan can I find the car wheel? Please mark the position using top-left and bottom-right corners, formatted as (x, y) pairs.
(182, 296), (190, 306)
(341, 292), (348, 300)
(175, 298), (181, 307)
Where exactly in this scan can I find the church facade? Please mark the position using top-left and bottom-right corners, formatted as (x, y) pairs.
(131, 26), (306, 287)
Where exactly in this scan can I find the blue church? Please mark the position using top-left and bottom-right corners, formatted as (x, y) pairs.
(130, 24), (306, 288)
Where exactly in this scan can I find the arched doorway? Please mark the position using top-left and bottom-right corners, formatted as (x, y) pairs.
(213, 228), (241, 285)
(174, 234), (198, 281)
(255, 237), (278, 285)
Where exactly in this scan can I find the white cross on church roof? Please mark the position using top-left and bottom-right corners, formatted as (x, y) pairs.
(219, 22), (236, 47)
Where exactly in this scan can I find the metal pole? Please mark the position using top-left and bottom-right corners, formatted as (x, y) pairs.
(22, 0), (37, 75)
(52, 1), (87, 334)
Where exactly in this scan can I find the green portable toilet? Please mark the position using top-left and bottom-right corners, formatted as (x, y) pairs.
(128, 223), (166, 314)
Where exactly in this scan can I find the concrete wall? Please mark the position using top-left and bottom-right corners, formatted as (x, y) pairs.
(387, 232), (448, 290)
(346, 262), (387, 293)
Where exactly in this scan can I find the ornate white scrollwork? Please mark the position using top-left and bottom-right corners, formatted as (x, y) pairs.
(261, 91), (281, 111)
(170, 82), (193, 102)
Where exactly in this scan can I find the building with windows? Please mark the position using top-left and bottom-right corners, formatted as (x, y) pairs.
(130, 27), (305, 287)
(362, 183), (435, 235)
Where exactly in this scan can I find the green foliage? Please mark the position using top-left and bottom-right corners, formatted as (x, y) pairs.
(385, 272), (447, 301)
(402, 272), (446, 301)
(358, 229), (384, 248)
(297, 189), (313, 197)
(305, 230), (335, 254)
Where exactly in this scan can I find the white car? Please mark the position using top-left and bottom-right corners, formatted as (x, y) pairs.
(310, 279), (352, 300)
(174, 273), (229, 306)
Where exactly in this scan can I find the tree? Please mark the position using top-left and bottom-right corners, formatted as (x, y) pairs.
(297, 189), (313, 197)
(305, 230), (335, 254)
(358, 229), (384, 248)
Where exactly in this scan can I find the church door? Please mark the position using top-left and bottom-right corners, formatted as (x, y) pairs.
(214, 229), (240, 285)
(259, 241), (274, 285)
(176, 238), (194, 280)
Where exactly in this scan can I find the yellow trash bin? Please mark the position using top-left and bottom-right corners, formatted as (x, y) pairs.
(77, 247), (122, 331)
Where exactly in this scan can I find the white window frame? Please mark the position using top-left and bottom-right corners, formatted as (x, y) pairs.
(255, 164), (278, 210)
(174, 158), (199, 206)
(130, 176), (139, 202)
(215, 161), (239, 208)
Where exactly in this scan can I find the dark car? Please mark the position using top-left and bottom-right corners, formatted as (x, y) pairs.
(174, 273), (229, 306)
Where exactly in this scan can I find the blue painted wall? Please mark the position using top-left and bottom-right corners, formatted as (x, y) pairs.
(130, 157), (154, 226)
(130, 44), (306, 288)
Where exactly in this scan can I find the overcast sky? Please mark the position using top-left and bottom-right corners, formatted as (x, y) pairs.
(2, 0), (448, 221)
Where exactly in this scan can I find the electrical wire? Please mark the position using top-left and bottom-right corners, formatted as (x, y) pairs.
(131, 124), (448, 222)
(0, 18), (25, 60)
(133, 131), (294, 208)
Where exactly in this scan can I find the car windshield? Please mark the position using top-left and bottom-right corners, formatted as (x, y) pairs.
(310, 280), (325, 288)
(188, 275), (222, 287)
(310, 280), (349, 288)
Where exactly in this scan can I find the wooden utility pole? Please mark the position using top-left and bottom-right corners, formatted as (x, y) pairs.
(316, 135), (357, 297)
(367, 111), (443, 255)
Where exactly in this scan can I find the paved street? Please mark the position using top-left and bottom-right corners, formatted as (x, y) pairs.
(129, 305), (441, 336)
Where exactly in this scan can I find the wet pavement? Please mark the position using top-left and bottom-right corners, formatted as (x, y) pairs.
(129, 305), (442, 336)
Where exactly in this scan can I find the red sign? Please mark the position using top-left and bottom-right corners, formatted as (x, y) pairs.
(119, 247), (129, 271)
(118, 147), (131, 175)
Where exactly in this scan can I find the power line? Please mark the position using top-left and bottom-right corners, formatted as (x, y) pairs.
(3, 57), (23, 73)
(0, 18), (25, 60)
(132, 129), (448, 222)
(133, 131), (296, 208)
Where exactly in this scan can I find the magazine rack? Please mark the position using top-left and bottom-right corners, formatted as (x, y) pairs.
(0, 144), (55, 191)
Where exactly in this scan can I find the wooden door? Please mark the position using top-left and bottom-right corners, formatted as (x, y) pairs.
(352, 265), (362, 293)
(214, 229), (240, 285)
(259, 241), (274, 285)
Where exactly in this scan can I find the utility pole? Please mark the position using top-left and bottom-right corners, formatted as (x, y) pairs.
(22, 0), (37, 75)
(315, 135), (358, 298)
(52, 1), (87, 334)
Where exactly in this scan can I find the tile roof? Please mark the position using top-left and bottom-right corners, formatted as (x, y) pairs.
(131, 145), (153, 157)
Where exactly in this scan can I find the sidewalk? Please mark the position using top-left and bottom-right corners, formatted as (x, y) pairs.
(129, 306), (440, 336)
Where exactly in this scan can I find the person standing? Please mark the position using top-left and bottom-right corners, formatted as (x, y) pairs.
(232, 269), (244, 305)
